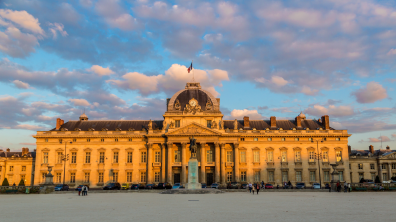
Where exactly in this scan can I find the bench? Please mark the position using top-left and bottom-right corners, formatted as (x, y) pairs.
(388, 187), (396, 190)
(355, 187), (367, 191)
(5, 190), (18, 193)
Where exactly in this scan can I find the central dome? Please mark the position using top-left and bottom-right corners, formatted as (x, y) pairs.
(167, 82), (220, 112)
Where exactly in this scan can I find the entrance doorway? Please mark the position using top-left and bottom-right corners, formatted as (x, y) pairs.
(174, 173), (180, 184)
(206, 173), (214, 186)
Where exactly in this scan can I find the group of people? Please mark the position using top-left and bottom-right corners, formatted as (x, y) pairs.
(248, 182), (261, 194)
(78, 185), (89, 196)
(336, 182), (351, 192)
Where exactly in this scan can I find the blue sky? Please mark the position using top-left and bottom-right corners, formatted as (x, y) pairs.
(0, 0), (395, 151)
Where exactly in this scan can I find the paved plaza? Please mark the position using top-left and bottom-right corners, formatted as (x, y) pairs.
(1, 192), (394, 222)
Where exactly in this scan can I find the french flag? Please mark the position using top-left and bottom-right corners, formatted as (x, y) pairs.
(187, 63), (192, 73)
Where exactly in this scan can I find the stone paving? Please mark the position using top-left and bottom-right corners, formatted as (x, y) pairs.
(0, 192), (393, 222)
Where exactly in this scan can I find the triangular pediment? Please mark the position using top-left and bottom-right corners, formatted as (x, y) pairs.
(166, 122), (221, 136)
(380, 152), (396, 159)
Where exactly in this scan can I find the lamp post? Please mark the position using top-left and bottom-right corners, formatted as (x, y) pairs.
(311, 139), (323, 188)
(62, 141), (72, 185)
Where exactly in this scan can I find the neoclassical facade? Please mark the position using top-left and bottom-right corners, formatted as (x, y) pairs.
(0, 148), (35, 186)
(33, 82), (351, 187)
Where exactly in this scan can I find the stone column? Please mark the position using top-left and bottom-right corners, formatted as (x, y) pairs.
(167, 142), (173, 184)
(215, 142), (220, 183)
(378, 161), (383, 183)
(220, 143), (226, 184)
(234, 143), (239, 182)
(388, 163), (392, 181)
(200, 143), (206, 184)
(161, 143), (166, 183)
(147, 143), (153, 184)
(181, 142), (187, 185)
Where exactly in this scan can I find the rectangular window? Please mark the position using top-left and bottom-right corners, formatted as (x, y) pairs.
(336, 138), (340, 141)
(87, 138), (90, 142)
(240, 138), (245, 141)
(57, 152), (63, 163)
(392, 164), (396, 170)
(155, 151), (161, 163)
(322, 151), (328, 162)
(113, 172), (118, 182)
(45, 139), (48, 142)
(101, 138), (104, 142)
(240, 151), (246, 163)
(207, 150), (213, 162)
(227, 172), (233, 182)
(267, 151), (273, 162)
(227, 151), (232, 162)
(339, 171), (344, 181)
(281, 151), (287, 162)
(310, 171), (316, 182)
(72, 138), (76, 142)
(0, 166), (2, 172)
(127, 172), (133, 183)
(241, 171), (246, 182)
(113, 152), (119, 163)
(155, 172), (160, 183)
(281, 138), (285, 141)
(207, 120), (211, 128)
(268, 171), (274, 182)
(71, 152), (77, 163)
(295, 138), (299, 141)
(43, 152), (48, 164)
(59, 139), (62, 143)
(253, 151), (260, 163)
(141, 152), (147, 163)
(41, 173), (47, 183)
(99, 152), (105, 163)
(324, 171), (330, 182)
(296, 171), (302, 182)
(268, 138), (272, 141)
(371, 173), (376, 182)
(254, 171), (260, 182)
(175, 120), (180, 128)
(174, 150), (180, 162)
(85, 152), (91, 164)
(253, 138), (258, 141)
(140, 172), (146, 182)
(99, 173), (104, 183)
(336, 151), (342, 162)
(382, 164), (386, 170)
(358, 163), (363, 170)
(115, 138), (118, 142)
(359, 173), (364, 181)
(127, 152), (133, 163)
(295, 151), (301, 162)
(70, 173), (75, 183)
(129, 138), (132, 142)
(22, 166), (26, 171)
(282, 171), (288, 182)
(382, 173), (387, 181)
(84, 173), (90, 183)
(308, 138), (312, 141)
(56, 173), (61, 183)
(9, 166), (14, 172)
(309, 151), (315, 162)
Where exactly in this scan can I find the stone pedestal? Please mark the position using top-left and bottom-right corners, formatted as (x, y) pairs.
(40, 166), (55, 194)
(185, 158), (201, 189)
(330, 163), (339, 192)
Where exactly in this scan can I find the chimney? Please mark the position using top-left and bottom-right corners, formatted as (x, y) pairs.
(321, 115), (330, 130)
(56, 118), (61, 130)
(348, 145), (351, 155)
(270, 116), (276, 129)
(244, 116), (250, 128)
(369, 145), (374, 154)
(22, 147), (29, 155)
(295, 116), (302, 128)
(386, 145), (390, 150)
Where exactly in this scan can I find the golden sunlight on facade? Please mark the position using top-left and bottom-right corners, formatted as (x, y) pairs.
(33, 82), (352, 187)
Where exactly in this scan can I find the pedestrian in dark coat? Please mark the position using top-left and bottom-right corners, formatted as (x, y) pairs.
(256, 183), (260, 195)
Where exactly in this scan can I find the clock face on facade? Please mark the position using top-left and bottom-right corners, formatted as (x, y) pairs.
(189, 99), (197, 107)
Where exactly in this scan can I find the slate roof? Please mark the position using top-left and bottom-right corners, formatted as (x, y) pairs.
(53, 120), (164, 131)
(175, 89), (212, 111)
(0, 151), (36, 158)
(350, 149), (395, 157)
(223, 119), (333, 130)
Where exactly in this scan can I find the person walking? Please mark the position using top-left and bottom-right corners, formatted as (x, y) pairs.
(256, 183), (260, 195)
(261, 181), (264, 189)
(82, 186), (86, 196)
(248, 182), (252, 193)
(85, 185), (89, 196)
(348, 183), (351, 192)
(78, 186), (82, 196)
(344, 182), (348, 193)
(336, 182), (340, 192)
(252, 184), (255, 195)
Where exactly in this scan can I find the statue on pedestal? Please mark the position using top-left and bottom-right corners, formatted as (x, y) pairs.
(189, 136), (197, 159)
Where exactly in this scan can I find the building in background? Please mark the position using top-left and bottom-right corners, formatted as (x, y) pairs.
(33, 82), (351, 187)
(349, 145), (396, 183)
(0, 148), (36, 186)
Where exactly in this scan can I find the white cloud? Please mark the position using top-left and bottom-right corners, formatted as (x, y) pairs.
(301, 86), (319, 96)
(229, 109), (263, 120)
(351, 81), (387, 103)
(95, 0), (138, 31)
(387, 48), (396, 55)
(48, 23), (68, 39)
(88, 65), (114, 76)
(0, 9), (44, 35)
(304, 105), (355, 117)
(13, 80), (30, 89)
(68, 99), (91, 106)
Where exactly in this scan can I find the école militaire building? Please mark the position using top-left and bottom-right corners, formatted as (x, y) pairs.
(32, 82), (353, 187)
